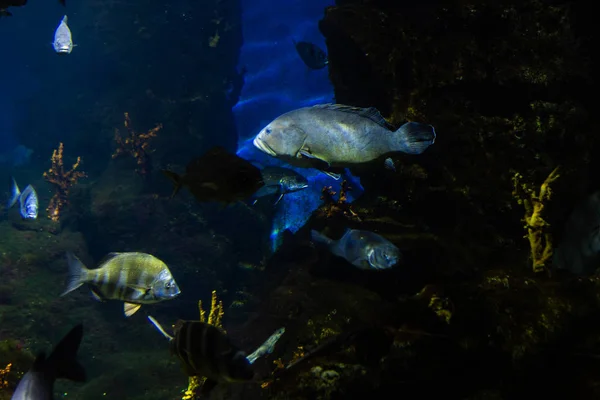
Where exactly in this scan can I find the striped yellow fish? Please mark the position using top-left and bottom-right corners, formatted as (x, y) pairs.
(61, 252), (181, 317)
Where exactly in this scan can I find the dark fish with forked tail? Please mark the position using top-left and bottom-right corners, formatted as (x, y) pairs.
(162, 146), (264, 205)
(253, 104), (436, 175)
(1, 0), (64, 17)
(11, 324), (86, 400)
(293, 40), (328, 69)
(147, 316), (285, 396)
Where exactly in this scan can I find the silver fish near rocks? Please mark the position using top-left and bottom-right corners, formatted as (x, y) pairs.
(61, 252), (181, 317)
(311, 228), (401, 270)
(8, 177), (38, 220)
(253, 166), (308, 205)
(553, 190), (600, 275)
(11, 324), (86, 400)
(53, 15), (74, 54)
(253, 104), (436, 171)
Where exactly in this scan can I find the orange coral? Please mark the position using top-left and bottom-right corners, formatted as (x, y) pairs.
(112, 112), (162, 175)
(43, 143), (87, 222)
(0, 362), (11, 389)
(318, 180), (361, 221)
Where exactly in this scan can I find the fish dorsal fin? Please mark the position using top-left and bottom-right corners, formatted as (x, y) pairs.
(97, 252), (121, 267)
(311, 104), (394, 129)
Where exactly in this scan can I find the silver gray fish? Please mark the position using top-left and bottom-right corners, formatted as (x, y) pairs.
(8, 177), (38, 220)
(11, 324), (86, 400)
(246, 327), (286, 364)
(253, 166), (308, 205)
(311, 229), (401, 270)
(253, 104), (436, 173)
(61, 252), (181, 317)
(293, 40), (328, 70)
(53, 15), (74, 54)
(553, 190), (600, 275)
(384, 157), (396, 171)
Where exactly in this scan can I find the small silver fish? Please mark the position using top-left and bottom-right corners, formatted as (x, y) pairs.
(11, 324), (86, 400)
(246, 327), (286, 364)
(253, 166), (308, 205)
(7, 177), (38, 220)
(253, 104), (436, 173)
(53, 15), (74, 54)
(61, 252), (181, 317)
(311, 228), (401, 270)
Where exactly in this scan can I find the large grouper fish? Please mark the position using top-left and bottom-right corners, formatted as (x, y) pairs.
(252, 104), (436, 173)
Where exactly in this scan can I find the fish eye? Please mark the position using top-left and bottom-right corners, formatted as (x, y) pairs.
(165, 282), (173, 289)
(265, 128), (272, 135)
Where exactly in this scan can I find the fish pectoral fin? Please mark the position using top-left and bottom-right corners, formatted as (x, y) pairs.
(322, 171), (341, 180)
(90, 290), (104, 302)
(299, 149), (326, 163)
(273, 193), (284, 205)
(124, 302), (142, 317)
(200, 379), (219, 397)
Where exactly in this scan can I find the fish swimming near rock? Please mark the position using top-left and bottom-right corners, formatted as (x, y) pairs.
(162, 146), (265, 205)
(252, 166), (308, 205)
(11, 324), (86, 400)
(53, 15), (74, 54)
(147, 316), (284, 396)
(7, 177), (38, 220)
(61, 252), (181, 317)
(293, 40), (328, 69)
(311, 228), (401, 270)
(253, 104), (436, 175)
(553, 190), (600, 275)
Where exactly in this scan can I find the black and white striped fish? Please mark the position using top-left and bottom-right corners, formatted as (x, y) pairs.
(7, 177), (38, 220)
(61, 252), (181, 317)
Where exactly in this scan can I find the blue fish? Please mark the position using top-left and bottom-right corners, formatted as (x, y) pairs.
(311, 228), (401, 270)
(8, 177), (38, 220)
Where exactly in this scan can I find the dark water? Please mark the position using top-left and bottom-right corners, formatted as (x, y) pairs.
(1, 0), (600, 399)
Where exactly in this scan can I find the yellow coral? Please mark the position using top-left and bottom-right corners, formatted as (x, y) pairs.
(181, 291), (224, 400)
(0, 362), (11, 389)
(512, 167), (561, 273)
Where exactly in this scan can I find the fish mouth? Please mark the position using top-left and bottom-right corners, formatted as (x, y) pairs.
(253, 136), (277, 157)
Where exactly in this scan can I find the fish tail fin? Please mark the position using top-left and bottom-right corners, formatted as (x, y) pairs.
(395, 122), (437, 155)
(161, 170), (182, 198)
(311, 230), (334, 248)
(7, 177), (20, 209)
(147, 315), (174, 341)
(44, 323), (86, 382)
(61, 252), (90, 296)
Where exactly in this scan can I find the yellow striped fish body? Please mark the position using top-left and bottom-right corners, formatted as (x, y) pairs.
(61, 252), (181, 317)
(170, 320), (255, 384)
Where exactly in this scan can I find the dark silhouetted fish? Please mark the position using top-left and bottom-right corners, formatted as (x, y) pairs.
(147, 316), (285, 396)
(11, 324), (86, 400)
(162, 146), (265, 205)
(1, 0), (64, 16)
(293, 40), (328, 69)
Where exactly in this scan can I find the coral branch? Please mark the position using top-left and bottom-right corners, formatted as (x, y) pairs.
(317, 180), (361, 221)
(512, 167), (561, 273)
(0, 362), (11, 389)
(182, 290), (224, 400)
(43, 143), (86, 222)
(112, 112), (162, 175)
